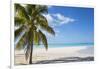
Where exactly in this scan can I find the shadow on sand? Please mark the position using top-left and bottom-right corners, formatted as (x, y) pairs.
(33, 56), (94, 64)
(16, 56), (94, 65)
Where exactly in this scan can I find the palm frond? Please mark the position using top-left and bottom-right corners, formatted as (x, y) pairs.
(36, 14), (48, 26)
(15, 17), (25, 26)
(46, 26), (55, 35)
(39, 30), (48, 50)
(14, 4), (20, 11)
(15, 25), (25, 38)
(15, 3), (30, 21)
(40, 25), (55, 35)
(16, 32), (28, 50)
(36, 5), (48, 14)
(26, 4), (36, 15)
(36, 14), (55, 35)
(30, 5), (48, 17)
(33, 31), (40, 45)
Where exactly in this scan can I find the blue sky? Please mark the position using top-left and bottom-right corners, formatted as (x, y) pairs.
(43, 6), (94, 44)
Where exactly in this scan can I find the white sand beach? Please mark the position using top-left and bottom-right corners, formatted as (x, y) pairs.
(15, 46), (94, 65)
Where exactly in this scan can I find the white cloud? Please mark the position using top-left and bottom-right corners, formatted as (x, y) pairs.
(53, 13), (65, 20)
(43, 13), (76, 27)
(52, 13), (75, 25)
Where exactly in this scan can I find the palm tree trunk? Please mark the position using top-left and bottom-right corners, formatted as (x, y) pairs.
(29, 44), (33, 64)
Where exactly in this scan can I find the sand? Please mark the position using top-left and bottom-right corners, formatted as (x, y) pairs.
(15, 46), (94, 65)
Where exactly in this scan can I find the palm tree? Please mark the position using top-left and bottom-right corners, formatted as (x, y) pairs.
(14, 4), (55, 64)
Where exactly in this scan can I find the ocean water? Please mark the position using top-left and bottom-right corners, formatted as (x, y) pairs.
(33, 43), (94, 48)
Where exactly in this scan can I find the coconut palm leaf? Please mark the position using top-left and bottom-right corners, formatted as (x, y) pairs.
(36, 14), (55, 35)
(14, 4), (21, 11)
(25, 4), (36, 15)
(15, 17), (25, 26)
(46, 26), (55, 35)
(33, 31), (40, 45)
(15, 25), (26, 39)
(36, 14), (48, 26)
(36, 5), (48, 14)
(39, 30), (48, 50)
(15, 4), (30, 21)
(16, 31), (28, 49)
(40, 25), (55, 35)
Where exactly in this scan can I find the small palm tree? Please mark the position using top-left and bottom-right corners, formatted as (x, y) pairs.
(14, 4), (55, 64)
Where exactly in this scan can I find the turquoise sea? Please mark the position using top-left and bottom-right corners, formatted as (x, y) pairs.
(34, 43), (94, 48)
